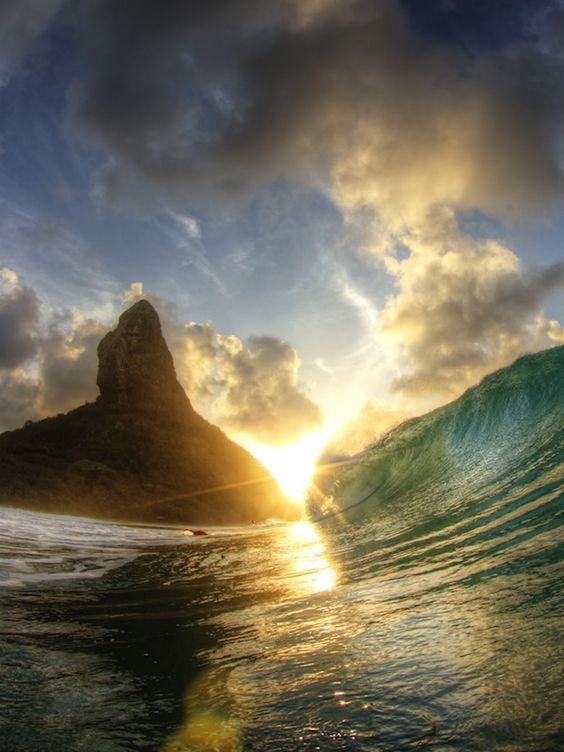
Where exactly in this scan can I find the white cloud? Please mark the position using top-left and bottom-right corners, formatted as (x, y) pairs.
(0, 267), (19, 285)
(172, 322), (324, 445)
(121, 284), (323, 444)
(171, 212), (201, 239)
(123, 280), (145, 303)
(548, 319), (564, 343)
(378, 209), (564, 399)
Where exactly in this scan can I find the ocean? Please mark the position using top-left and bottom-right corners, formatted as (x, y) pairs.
(1, 346), (563, 751)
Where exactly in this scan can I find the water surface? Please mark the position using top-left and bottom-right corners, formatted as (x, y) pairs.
(1, 348), (564, 750)
(1, 497), (562, 751)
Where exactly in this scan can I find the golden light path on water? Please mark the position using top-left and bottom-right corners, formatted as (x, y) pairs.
(164, 429), (339, 750)
(162, 524), (337, 751)
(287, 519), (337, 593)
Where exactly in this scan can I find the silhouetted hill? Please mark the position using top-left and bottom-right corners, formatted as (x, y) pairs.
(0, 301), (299, 525)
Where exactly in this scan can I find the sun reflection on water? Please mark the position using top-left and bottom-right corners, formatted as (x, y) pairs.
(163, 521), (337, 750)
(288, 520), (336, 594)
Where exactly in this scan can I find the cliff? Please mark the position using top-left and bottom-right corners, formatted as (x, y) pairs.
(0, 301), (298, 525)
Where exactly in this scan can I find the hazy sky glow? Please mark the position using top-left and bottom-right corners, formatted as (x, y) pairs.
(1, 0), (564, 452)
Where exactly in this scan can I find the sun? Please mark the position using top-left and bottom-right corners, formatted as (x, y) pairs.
(245, 428), (331, 502)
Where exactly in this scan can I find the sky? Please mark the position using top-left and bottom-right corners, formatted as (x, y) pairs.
(1, 0), (564, 457)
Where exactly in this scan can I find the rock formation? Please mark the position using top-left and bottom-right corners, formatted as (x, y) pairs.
(0, 301), (298, 525)
(97, 300), (189, 414)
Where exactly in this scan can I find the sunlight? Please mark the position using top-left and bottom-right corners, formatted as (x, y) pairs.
(289, 520), (336, 593)
(245, 428), (331, 501)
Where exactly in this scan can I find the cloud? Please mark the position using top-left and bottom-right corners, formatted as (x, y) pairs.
(71, 0), (564, 223)
(0, 267), (19, 285)
(205, 332), (323, 444)
(0, 274), (321, 440)
(0, 0), (62, 84)
(0, 273), (40, 369)
(122, 281), (145, 304)
(0, 371), (41, 430)
(123, 283), (323, 444)
(325, 399), (411, 456)
(68, 0), (564, 406)
(0, 272), (107, 429)
(171, 212), (201, 240)
(379, 209), (564, 399)
(548, 319), (564, 343)
(38, 313), (107, 415)
(171, 324), (324, 446)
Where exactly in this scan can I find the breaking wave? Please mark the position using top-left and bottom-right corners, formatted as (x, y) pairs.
(309, 346), (564, 586)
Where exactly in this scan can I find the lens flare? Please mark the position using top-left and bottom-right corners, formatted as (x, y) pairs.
(244, 428), (331, 501)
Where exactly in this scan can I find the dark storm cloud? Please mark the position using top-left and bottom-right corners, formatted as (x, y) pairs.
(38, 315), (107, 415)
(534, 3), (564, 55)
(0, 273), (106, 429)
(401, 0), (542, 53)
(73, 0), (304, 199)
(0, 371), (40, 429)
(72, 0), (564, 221)
(0, 280), (40, 369)
(0, 0), (62, 84)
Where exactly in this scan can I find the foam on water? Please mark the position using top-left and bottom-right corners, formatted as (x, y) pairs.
(0, 506), (211, 587)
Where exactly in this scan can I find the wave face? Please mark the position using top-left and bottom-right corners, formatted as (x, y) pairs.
(310, 345), (564, 537)
(297, 347), (564, 749)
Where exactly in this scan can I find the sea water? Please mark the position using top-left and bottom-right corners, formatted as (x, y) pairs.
(0, 497), (562, 751)
(1, 347), (564, 751)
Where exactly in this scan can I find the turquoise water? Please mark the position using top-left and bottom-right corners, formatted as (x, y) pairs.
(1, 347), (564, 750)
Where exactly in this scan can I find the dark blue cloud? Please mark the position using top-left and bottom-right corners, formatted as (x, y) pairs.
(401, 0), (543, 54)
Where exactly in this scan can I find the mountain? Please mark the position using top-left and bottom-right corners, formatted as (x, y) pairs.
(0, 300), (299, 525)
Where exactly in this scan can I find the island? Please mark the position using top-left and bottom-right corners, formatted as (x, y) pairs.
(0, 300), (299, 525)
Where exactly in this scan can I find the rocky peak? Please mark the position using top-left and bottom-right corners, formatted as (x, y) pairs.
(96, 299), (190, 414)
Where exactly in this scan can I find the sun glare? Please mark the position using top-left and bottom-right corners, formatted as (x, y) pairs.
(289, 520), (337, 592)
(246, 428), (331, 501)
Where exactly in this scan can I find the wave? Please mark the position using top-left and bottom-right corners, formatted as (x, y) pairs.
(0, 507), (209, 587)
(308, 346), (564, 556)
